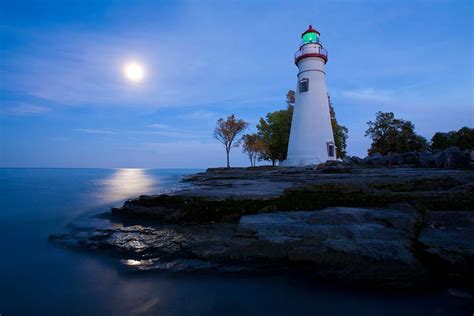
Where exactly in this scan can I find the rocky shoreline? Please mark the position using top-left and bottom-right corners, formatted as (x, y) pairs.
(50, 162), (474, 290)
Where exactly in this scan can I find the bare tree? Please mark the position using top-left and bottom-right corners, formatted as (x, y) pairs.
(214, 114), (248, 168)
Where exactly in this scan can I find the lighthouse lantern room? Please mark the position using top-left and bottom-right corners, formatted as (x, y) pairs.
(282, 25), (336, 166)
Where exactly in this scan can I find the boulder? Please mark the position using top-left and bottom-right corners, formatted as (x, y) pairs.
(363, 152), (385, 166)
(350, 156), (363, 164)
(386, 152), (420, 166)
(342, 156), (353, 164)
(419, 147), (470, 169)
(443, 147), (470, 168)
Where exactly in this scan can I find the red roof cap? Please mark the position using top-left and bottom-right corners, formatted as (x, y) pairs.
(301, 24), (320, 37)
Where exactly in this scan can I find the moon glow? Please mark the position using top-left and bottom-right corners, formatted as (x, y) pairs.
(123, 61), (145, 82)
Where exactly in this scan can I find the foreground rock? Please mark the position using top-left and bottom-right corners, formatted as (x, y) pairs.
(50, 207), (474, 288)
(236, 207), (425, 287)
(51, 166), (474, 289)
(418, 211), (474, 284)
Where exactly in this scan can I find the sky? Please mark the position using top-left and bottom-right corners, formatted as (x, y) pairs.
(0, 0), (472, 168)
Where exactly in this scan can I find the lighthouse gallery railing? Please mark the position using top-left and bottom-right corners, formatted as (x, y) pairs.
(294, 45), (328, 60)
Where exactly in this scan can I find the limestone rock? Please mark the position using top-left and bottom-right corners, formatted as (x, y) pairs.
(418, 211), (474, 283)
(236, 207), (425, 286)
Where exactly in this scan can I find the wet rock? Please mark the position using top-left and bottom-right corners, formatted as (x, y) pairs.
(236, 207), (425, 287)
(418, 211), (474, 283)
(316, 161), (353, 173)
(51, 206), (474, 288)
(121, 258), (221, 272)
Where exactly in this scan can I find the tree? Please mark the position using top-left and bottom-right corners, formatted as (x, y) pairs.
(454, 127), (474, 150)
(431, 131), (457, 151)
(256, 91), (295, 166)
(286, 90), (295, 108)
(257, 109), (292, 166)
(328, 94), (348, 158)
(241, 133), (264, 167)
(213, 114), (248, 168)
(365, 111), (428, 155)
(431, 127), (474, 151)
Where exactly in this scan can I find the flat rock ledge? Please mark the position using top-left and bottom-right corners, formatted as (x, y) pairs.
(50, 207), (474, 289)
(111, 167), (474, 223)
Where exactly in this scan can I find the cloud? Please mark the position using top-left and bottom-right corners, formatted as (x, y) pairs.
(144, 130), (199, 137)
(340, 88), (394, 103)
(147, 123), (171, 129)
(75, 126), (209, 139)
(145, 123), (207, 138)
(6, 103), (51, 115)
(176, 110), (218, 120)
(76, 128), (117, 135)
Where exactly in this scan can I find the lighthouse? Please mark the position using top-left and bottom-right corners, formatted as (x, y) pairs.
(282, 25), (336, 166)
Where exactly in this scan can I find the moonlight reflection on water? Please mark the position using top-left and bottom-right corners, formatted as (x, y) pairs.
(101, 168), (156, 203)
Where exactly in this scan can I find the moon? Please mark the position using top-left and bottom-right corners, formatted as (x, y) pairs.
(123, 61), (145, 82)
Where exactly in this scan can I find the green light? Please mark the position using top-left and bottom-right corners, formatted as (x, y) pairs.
(302, 32), (319, 44)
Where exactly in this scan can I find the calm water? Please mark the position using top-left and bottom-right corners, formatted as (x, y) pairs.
(0, 168), (469, 315)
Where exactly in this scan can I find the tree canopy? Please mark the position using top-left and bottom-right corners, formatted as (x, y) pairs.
(241, 133), (264, 167)
(213, 114), (248, 168)
(328, 95), (348, 158)
(431, 127), (474, 151)
(365, 111), (428, 155)
(257, 108), (293, 166)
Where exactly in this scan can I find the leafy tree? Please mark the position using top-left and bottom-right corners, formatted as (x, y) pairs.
(213, 114), (248, 168)
(431, 127), (474, 151)
(241, 133), (264, 167)
(257, 109), (292, 166)
(286, 90), (295, 108)
(256, 91), (294, 166)
(365, 111), (428, 155)
(431, 131), (457, 151)
(454, 127), (474, 150)
(328, 94), (348, 158)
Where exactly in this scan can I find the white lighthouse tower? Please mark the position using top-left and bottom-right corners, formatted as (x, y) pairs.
(282, 25), (336, 166)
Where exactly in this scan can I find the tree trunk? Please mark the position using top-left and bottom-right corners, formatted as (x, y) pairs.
(226, 149), (230, 168)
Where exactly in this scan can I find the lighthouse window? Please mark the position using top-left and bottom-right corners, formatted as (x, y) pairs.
(299, 78), (309, 93)
(327, 142), (335, 157)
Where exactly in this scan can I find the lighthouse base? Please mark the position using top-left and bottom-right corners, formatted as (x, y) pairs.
(280, 157), (334, 167)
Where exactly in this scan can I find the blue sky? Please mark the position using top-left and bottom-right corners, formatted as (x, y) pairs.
(1, 0), (472, 168)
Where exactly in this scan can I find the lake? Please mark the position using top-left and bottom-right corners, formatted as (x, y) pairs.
(0, 168), (469, 315)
